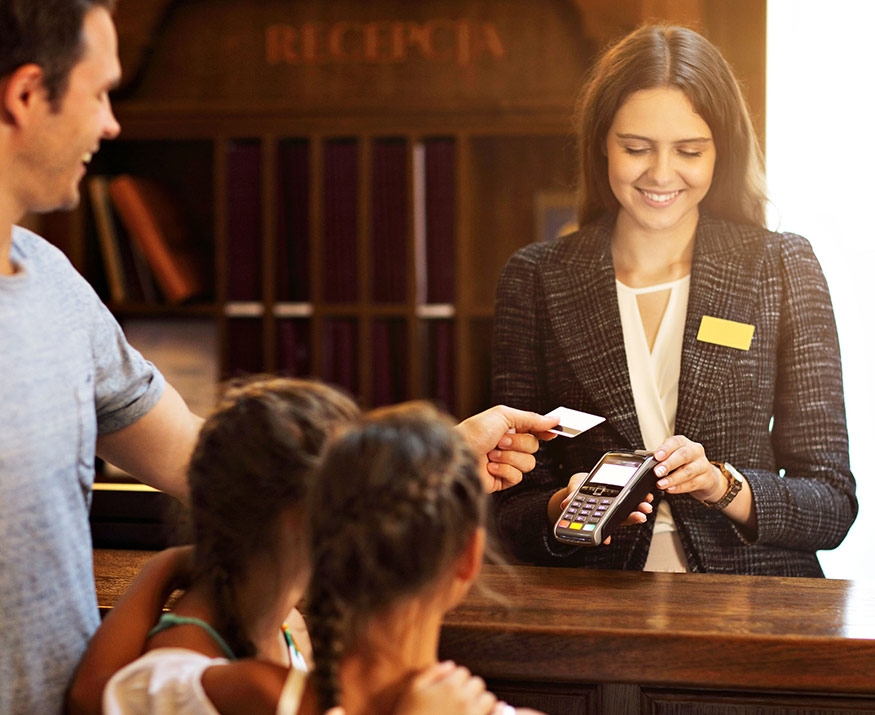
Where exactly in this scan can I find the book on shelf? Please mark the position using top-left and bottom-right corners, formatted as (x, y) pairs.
(276, 139), (310, 302)
(124, 220), (160, 304)
(227, 317), (264, 376)
(423, 139), (456, 304)
(322, 140), (359, 302)
(371, 139), (408, 303)
(371, 319), (407, 406)
(276, 318), (311, 377)
(87, 175), (159, 304)
(87, 176), (126, 303)
(323, 318), (359, 396)
(226, 142), (262, 302)
(107, 174), (205, 304)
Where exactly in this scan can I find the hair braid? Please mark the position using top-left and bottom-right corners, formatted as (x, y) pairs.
(306, 401), (487, 707)
(305, 569), (346, 713)
(184, 376), (359, 659)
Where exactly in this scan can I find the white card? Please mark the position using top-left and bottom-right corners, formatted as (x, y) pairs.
(545, 406), (605, 438)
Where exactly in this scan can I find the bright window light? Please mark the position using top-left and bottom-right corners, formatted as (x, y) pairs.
(767, 1), (875, 579)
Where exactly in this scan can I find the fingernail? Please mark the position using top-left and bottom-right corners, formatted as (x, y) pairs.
(654, 465), (666, 477)
(657, 479), (668, 489)
(499, 436), (512, 448)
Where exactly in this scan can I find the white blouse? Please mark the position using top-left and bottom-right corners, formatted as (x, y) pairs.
(616, 275), (691, 572)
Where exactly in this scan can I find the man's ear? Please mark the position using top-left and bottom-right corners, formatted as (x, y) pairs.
(2, 64), (47, 126)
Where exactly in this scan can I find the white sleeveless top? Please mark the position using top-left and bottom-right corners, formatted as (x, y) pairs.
(616, 275), (691, 572)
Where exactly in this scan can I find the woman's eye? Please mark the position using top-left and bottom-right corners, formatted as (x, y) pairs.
(678, 149), (704, 158)
(624, 147), (648, 156)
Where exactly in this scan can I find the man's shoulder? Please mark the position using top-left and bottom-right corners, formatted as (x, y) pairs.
(11, 225), (74, 270)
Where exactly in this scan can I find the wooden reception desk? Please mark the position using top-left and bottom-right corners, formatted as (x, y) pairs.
(94, 551), (875, 714)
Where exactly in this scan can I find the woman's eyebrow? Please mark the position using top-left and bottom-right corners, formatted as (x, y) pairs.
(614, 133), (712, 143)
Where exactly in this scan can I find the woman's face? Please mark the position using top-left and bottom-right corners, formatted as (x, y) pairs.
(606, 87), (716, 237)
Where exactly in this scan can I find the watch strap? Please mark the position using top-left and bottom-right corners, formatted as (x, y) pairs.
(703, 461), (743, 510)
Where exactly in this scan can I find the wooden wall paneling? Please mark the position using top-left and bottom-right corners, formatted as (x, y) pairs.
(464, 316), (495, 416)
(641, 688), (875, 714)
(121, 0), (592, 111)
(112, 0), (175, 93)
(702, 0), (767, 146)
(466, 133), (578, 310)
(639, 0), (705, 26)
(489, 680), (599, 715)
(39, 205), (89, 276)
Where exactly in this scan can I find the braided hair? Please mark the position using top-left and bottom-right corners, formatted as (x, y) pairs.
(186, 376), (359, 658)
(306, 401), (486, 712)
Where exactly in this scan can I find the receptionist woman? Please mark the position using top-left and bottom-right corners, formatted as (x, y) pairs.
(491, 24), (856, 576)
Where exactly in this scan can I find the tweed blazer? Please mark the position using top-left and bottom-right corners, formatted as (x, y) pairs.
(492, 214), (856, 576)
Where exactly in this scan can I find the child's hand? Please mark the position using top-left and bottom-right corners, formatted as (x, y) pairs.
(396, 661), (497, 715)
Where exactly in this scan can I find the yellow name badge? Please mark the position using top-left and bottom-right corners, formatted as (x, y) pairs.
(696, 316), (755, 351)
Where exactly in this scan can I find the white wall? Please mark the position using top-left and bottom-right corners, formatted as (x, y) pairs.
(767, 1), (875, 579)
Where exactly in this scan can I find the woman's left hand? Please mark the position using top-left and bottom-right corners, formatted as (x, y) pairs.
(652, 435), (724, 503)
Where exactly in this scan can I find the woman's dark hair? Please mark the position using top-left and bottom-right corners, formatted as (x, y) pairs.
(187, 376), (360, 659)
(0, 0), (116, 105)
(306, 402), (487, 713)
(574, 23), (767, 228)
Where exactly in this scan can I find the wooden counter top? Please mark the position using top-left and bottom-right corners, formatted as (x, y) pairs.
(93, 550), (875, 699)
(438, 564), (875, 696)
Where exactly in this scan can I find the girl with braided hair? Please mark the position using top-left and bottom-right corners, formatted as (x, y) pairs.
(97, 376), (357, 714)
(306, 401), (544, 715)
(70, 378), (518, 715)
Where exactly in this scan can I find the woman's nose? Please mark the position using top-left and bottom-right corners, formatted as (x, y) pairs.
(646, 150), (673, 185)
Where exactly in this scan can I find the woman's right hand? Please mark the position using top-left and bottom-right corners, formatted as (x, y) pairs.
(395, 661), (497, 715)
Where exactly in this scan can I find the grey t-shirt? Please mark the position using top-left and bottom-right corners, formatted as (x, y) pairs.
(0, 226), (165, 714)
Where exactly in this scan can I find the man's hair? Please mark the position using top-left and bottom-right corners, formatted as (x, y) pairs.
(0, 0), (116, 103)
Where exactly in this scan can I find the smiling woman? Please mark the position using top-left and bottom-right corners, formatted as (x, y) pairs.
(606, 87), (716, 285)
(490, 23), (856, 578)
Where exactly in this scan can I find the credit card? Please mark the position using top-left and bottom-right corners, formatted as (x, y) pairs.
(544, 406), (605, 437)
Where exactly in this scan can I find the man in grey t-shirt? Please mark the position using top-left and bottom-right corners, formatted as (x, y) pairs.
(0, 3), (203, 712)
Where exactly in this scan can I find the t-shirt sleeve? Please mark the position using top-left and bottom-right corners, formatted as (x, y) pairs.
(103, 650), (229, 715)
(90, 306), (166, 435)
(48, 243), (167, 436)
